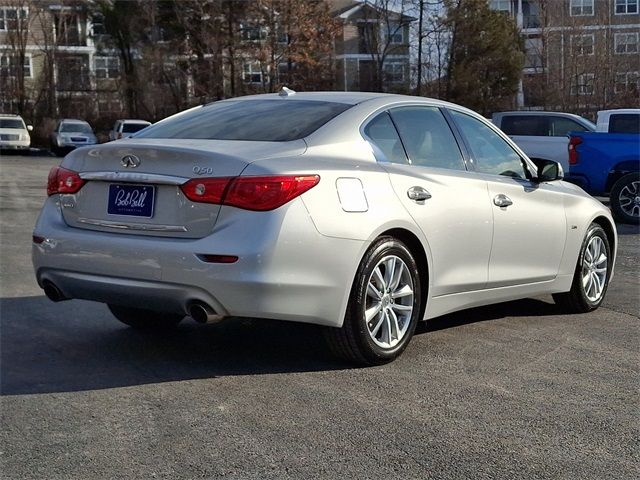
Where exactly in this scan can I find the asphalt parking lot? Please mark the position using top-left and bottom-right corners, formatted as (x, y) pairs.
(1, 154), (638, 479)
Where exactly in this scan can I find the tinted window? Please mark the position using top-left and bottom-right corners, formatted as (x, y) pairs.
(122, 123), (149, 133)
(363, 113), (407, 164)
(451, 110), (528, 179)
(0, 119), (25, 129)
(550, 117), (589, 136)
(389, 106), (465, 170)
(609, 114), (640, 134)
(501, 115), (547, 136)
(137, 100), (352, 142)
(60, 122), (92, 133)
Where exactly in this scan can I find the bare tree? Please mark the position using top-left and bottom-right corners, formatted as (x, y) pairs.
(1, 0), (33, 115)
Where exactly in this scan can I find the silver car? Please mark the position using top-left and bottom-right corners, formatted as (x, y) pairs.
(33, 92), (617, 364)
(51, 119), (98, 156)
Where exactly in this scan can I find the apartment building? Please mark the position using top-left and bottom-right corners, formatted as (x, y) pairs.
(490, 0), (640, 113)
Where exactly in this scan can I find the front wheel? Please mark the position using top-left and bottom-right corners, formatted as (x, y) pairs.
(108, 304), (184, 330)
(610, 172), (640, 225)
(324, 236), (422, 365)
(553, 223), (611, 313)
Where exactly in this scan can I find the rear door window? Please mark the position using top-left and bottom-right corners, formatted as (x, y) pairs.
(388, 106), (466, 170)
(500, 115), (548, 136)
(550, 117), (589, 136)
(363, 112), (408, 164)
(451, 110), (528, 179)
(609, 114), (640, 133)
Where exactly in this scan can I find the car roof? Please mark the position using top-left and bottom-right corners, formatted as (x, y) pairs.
(60, 118), (90, 123)
(598, 109), (640, 115)
(222, 91), (457, 107)
(118, 119), (151, 123)
(0, 113), (23, 118)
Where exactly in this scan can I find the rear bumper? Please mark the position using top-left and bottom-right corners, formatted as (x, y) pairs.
(33, 196), (366, 327)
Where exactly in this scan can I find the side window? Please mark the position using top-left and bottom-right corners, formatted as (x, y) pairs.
(363, 112), (408, 164)
(550, 117), (589, 136)
(501, 115), (548, 136)
(609, 114), (640, 134)
(450, 110), (528, 179)
(388, 106), (466, 170)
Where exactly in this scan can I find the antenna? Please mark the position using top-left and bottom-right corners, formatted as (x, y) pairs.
(279, 86), (296, 97)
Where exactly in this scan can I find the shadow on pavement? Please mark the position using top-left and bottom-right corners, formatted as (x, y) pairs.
(1, 295), (563, 396)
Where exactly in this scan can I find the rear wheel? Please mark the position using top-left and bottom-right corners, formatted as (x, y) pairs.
(553, 223), (611, 313)
(610, 172), (640, 225)
(108, 304), (184, 330)
(324, 236), (422, 365)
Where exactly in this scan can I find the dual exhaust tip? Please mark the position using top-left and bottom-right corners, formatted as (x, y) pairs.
(43, 280), (222, 324)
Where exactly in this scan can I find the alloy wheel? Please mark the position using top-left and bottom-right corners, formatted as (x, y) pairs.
(581, 235), (608, 302)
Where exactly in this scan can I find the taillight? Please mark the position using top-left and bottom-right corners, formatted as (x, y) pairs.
(568, 136), (582, 165)
(180, 175), (320, 211)
(47, 166), (85, 196)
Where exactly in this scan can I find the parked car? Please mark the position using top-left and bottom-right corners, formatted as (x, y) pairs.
(595, 109), (640, 134)
(108, 119), (152, 141)
(34, 92), (617, 365)
(492, 111), (595, 172)
(567, 129), (640, 224)
(50, 119), (98, 156)
(0, 114), (32, 154)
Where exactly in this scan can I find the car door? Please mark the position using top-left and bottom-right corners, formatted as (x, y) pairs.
(449, 109), (567, 288)
(364, 106), (493, 297)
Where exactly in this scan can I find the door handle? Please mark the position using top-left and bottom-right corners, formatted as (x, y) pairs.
(407, 186), (432, 202)
(493, 194), (513, 207)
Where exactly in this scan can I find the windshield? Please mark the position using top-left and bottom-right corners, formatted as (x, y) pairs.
(0, 119), (25, 129)
(123, 123), (150, 133)
(60, 123), (93, 133)
(136, 100), (352, 142)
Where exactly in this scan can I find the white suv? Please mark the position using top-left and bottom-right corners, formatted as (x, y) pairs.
(108, 119), (151, 141)
(0, 114), (32, 153)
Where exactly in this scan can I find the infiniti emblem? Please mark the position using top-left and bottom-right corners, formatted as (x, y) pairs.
(121, 154), (141, 168)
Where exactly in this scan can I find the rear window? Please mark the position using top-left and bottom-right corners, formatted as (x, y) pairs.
(123, 123), (149, 133)
(136, 100), (352, 142)
(500, 116), (548, 136)
(0, 119), (25, 129)
(609, 114), (640, 134)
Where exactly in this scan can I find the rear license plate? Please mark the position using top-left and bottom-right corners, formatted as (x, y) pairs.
(107, 184), (155, 217)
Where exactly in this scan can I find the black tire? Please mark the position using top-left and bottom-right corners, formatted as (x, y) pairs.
(324, 236), (422, 365)
(108, 304), (184, 330)
(553, 223), (611, 313)
(610, 172), (640, 225)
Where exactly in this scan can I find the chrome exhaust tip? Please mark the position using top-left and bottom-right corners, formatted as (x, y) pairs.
(189, 302), (224, 324)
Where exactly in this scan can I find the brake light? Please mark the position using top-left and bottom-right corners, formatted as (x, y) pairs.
(180, 175), (320, 211)
(47, 166), (85, 196)
(568, 136), (582, 165)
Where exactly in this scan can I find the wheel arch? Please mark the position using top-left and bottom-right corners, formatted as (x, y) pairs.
(379, 227), (430, 321)
(605, 161), (639, 193)
(592, 215), (616, 258)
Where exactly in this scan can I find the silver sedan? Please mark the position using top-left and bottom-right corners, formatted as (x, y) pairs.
(33, 92), (617, 364)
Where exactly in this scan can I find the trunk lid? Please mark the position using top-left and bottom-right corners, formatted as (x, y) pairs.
(59, 139), (306, 238)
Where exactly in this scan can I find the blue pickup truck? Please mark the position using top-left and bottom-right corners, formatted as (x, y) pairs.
(566, 132), (639, 224)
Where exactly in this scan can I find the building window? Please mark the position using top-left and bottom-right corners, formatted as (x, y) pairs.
(384, 22), (404, 44)
(0, 53), (31, 78)
(490, 0), (512, 12)
(383, 63), (404, 83)
(524, 37), (543, 68)
(98, 98), (122, 115)
(94, 56), (119, 79)
(572, 73), (595, 95)
(615, 33), (639, 54)
(616, 0), (639, 14)
(91, 13), (106, 36)
(570, 0), (594, 16)
(243, 63), (264, 84)
(572, 34), (594, 55)
(615, 72), (639, 93)
(240, 23), (266, 42)
(0, 7), (28, 31)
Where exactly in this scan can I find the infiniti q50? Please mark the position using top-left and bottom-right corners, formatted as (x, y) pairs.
(33, 92), (616, 364)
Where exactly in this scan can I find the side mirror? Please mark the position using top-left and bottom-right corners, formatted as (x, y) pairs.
(27, 125), (33, 132)
(531, 158), (564, 182)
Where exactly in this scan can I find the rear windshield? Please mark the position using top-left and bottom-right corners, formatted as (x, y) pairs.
(60, 123), (92, 133)
(0, 119), (25, 129)
(123, 123), (149, 133)
(136, 100), (352, 141)
(609, 114), (640, 134)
